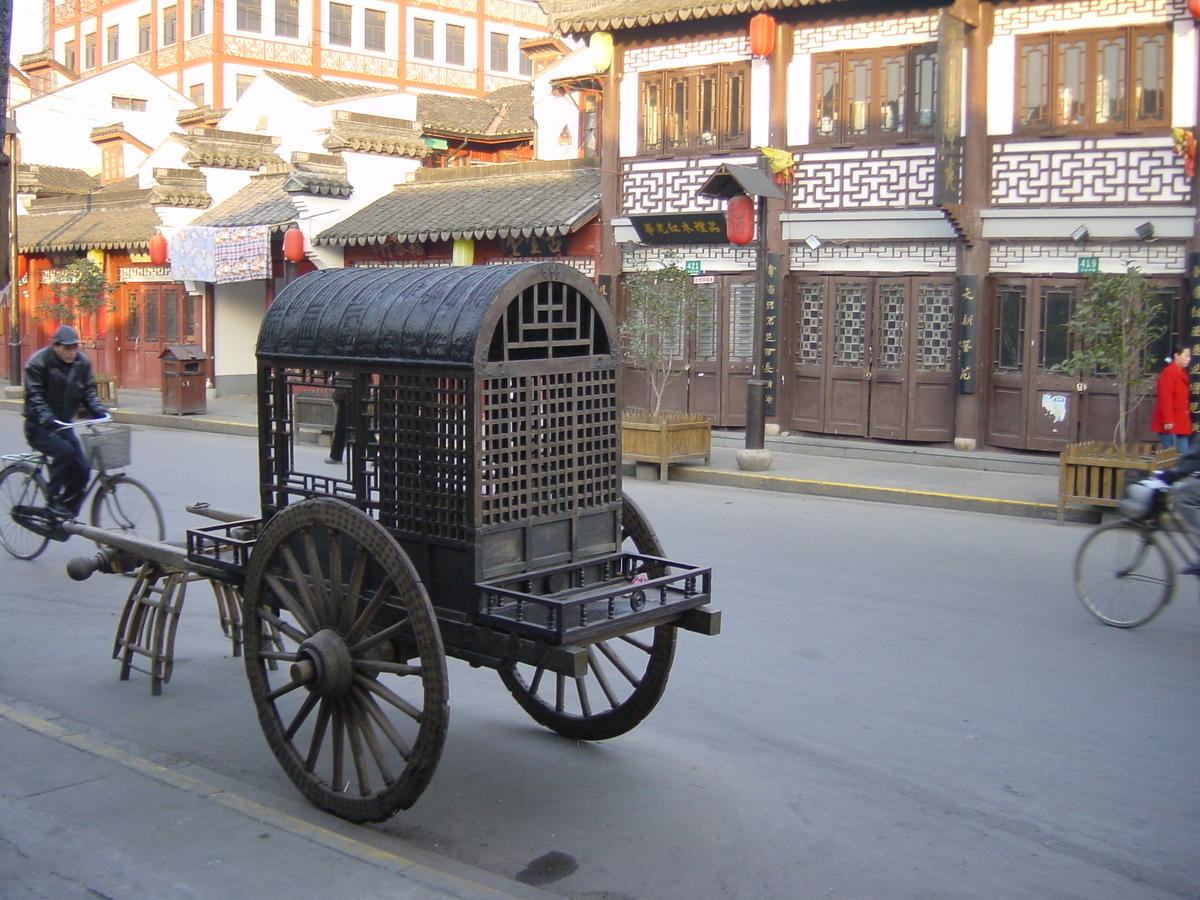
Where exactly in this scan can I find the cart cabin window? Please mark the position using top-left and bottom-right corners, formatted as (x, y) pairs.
(1016, 25), (1170, 135)
(639, 62), (750, 155)
(812, 44), (937, 145)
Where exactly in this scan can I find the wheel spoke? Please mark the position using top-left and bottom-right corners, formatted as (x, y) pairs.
(280, 543), (322, 628)
(348, 616), (411, 655)
(355, 674), (422, 721)
(597, 640), (641, 687)
(587, 646), (620, 708)
(349, 690), (398, 784)
(356, 689), (412, 760)
(574, 672), (592, 717)
(285, 691), (320, 741)
(345, 705), (373, 796)
(304, 700), (333, 770)
(338, 546), (369, 634)
(257, 650), (298, 662)
(266, 676), (306, 703)
(347, 580), (395, 644)
(254, 605), (309, 645)
(263, 575), (316, 636)
(331, 704), (346, 793)
(301, 530), (331, 625)
(618, 633), (653, 653)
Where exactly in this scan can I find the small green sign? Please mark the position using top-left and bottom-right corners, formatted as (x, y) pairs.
(1078, 256), (1100, 274)
(685, 260), (702, 275)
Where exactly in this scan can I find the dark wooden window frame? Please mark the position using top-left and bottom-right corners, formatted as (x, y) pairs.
(106, 25), (119, 64)
(810, 43), (937, 147)
(638, 61), (751, 156)
(1015, 25), (1171, 136)
(162, 5), (178, 45)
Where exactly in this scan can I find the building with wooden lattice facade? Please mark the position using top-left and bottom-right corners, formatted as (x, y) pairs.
(540, 0), (1200, 452)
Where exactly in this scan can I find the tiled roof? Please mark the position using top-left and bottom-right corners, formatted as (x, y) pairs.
(177, 127), (285, 170)
(17, 191), (160, 252)
(282, 152), (353, 197)
(322, 110), (429, 159)
(417, 86), (534, 139)
(262, 70), (395, 103)
(315, 160), (600, 245)
(16, 164), (100, 196)
(188, 172), (298, 229)
(540, 0), (840, 32)
(147, 168), (212, 209)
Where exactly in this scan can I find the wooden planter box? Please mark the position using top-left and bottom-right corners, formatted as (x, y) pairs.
(622, 412), (711, 482)
(1057, 441), (1178, 524)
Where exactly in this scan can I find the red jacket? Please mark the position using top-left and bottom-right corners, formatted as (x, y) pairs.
(1151, 363), (1192, 435)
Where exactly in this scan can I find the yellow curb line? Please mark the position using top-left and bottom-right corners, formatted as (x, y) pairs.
(677, 468), (1053, 511)
(0, 701), (528, 900)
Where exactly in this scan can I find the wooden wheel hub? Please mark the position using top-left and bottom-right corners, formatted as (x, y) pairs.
(292, 628), (354, 697)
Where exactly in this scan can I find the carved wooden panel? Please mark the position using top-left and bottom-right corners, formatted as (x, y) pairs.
(789, 243), (957, 272)
(991, 138), (1190, 205)
(625, 37), (747, 74)
(791, 148), (936, 209)
(994, 0), (1175, 37)
(792, 14), (937, 53)
(622, 156), (757, 215)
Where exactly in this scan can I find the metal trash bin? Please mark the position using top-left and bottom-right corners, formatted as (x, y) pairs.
(160, 345), (210, 415)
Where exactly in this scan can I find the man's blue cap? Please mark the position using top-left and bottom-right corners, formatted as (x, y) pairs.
(51, 325), (80, 345)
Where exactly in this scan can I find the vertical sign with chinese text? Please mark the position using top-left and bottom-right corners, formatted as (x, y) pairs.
(762, 252), (782, 415)
(957, 275), (978, 394)
(1188, 253), (1200, 418)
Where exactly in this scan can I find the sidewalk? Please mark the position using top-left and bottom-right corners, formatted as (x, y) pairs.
(0, 387), (1084, 522)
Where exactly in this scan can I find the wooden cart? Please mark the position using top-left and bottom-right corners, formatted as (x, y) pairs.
(71, 264), (719, 823)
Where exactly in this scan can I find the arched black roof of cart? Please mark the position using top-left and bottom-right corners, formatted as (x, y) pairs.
(256, 263), (614, 366)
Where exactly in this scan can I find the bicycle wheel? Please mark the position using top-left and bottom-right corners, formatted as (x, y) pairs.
(90, 475), (165, 542)
(1074, 520), (1173, 628)
(0, 463), (52, 560)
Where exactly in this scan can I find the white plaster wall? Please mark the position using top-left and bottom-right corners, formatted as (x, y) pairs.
(212, 280), (265, 394)
(1171, 19), (1197, 128)
(14, 62), (189, 170)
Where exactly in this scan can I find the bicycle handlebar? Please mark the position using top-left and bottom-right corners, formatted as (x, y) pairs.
(52, 414), (113, 430)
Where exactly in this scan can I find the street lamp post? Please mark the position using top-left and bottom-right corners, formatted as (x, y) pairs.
(698, 162), (783, 469)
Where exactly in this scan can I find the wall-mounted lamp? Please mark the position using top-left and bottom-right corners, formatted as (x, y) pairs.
(1135, 221), (1155, 241)
(804, 234), (822, 250)
(1071, 225), (1089, 243)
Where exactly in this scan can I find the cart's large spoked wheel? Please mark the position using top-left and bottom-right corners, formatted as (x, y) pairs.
(498, 494), (677, 741)
(242, 497), (448, 822)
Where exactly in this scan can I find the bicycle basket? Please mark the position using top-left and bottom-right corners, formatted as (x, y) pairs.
(1118, 478), (1165, 521)
(79, 424), (131, 470)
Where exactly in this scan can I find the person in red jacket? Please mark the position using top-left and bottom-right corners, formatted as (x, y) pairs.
(1150, 344), (1193, 454)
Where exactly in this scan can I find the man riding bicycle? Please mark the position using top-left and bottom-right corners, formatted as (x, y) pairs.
(23, 325), (110, 518)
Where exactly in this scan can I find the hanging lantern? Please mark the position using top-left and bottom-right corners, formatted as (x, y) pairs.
(726, 194), (756, 245)
(148, 233), (169, 266)
(16, 255), (27, 280)
(1189, 0), (1200, 20)
(589, 32), (613, 73)
(283, 226), (306, 262)
(749, 13), (775, 57)
(452, 238), (475, 266)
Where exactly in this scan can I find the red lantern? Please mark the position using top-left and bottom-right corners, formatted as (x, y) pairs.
(726, 194), (756, 245)
(148, 233), (168, 266)
(283, 226), (305, 262)
(749, 13), (775, 57)
(1189, 0), (1200, 20)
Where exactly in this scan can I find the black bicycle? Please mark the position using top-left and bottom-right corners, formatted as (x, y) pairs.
(1073, 475), (1196, 628)
(0, 416), (164, 560)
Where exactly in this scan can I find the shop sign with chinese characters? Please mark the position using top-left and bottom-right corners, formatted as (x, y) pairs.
(629, 214), (728, 244)
(761, 252), (782, 415)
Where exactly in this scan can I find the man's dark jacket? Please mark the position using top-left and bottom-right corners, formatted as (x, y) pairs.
(23, 346), (107, 426)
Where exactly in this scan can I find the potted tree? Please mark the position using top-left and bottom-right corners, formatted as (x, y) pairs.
(1055, 266), (1178, 522)
(619, 257), (713, 481)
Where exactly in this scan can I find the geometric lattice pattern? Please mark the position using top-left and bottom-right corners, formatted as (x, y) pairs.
(991, 137), (1190, 206)
(797, 282), (825, 365)
(833, 283), (867, 366)
(488, 281), (612, 361)
(792, 147), (936, 210)
(877, 284), (906, 369)
(916, 283), (954, 371)
(480, 369), (619, 526)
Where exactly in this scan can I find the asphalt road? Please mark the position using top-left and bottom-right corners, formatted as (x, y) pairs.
(1, 414), (1197, 900)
